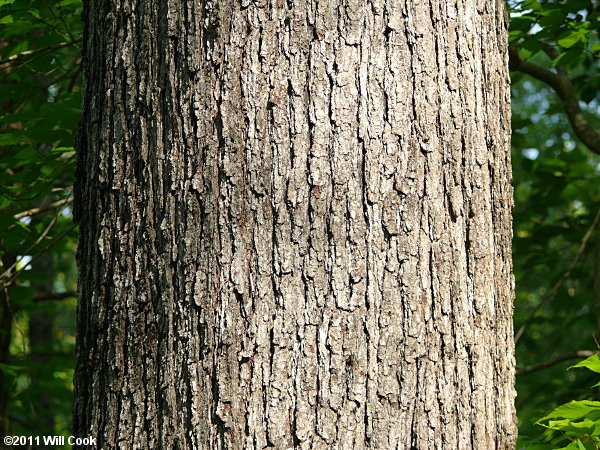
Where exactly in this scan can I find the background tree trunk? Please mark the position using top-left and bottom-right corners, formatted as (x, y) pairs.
(0, 255), (15, 436)
(29, 251), (56, 441)
(74, 0), (516, 448)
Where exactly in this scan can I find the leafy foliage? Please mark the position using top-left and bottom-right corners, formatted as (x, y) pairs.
(512, 75), (600, 446)
(509, 0), (599, 76)
(509, 0), (600, 448)
(0, 0), (81, 440)
(519, 355), (600, 449)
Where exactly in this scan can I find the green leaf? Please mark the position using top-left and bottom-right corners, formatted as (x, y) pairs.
(0, 131), (28, 145)
(509, 29), (525, 43)
(539, 9), (568, 27)
(552, 47), (584, 67)
(7, 286), (34, 304)
(55, 0), (82, 6)
(511, 15), (535, 32)
(570, 354), (600, 373)
(558, 31), (583, 48)
(580, 86), (597, 104)
(561, 418), (595, 434)
(563, 0), (590, 14)
(539, 400), (600, 422)
(520, 39), (543, 59)
(50, 146), (75, 154)
(0, 363), (26, 376)
(522, 0), (542, 11)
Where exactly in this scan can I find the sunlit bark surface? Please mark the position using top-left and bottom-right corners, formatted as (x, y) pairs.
(74, 0), (516, 448)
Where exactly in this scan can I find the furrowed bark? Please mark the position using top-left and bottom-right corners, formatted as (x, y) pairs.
(74, 0), (516, 448)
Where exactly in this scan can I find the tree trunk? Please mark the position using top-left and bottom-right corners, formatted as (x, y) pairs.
(29, 251), (56, 440)
(74, 0), (516, 448)
(0, 255), (15, 436)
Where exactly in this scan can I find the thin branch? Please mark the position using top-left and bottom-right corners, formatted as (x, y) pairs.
(1, 224), (75, 290)
(13, 197), (73, 220)
(0, 38), (81, 69)
(509, 45), (600, 155)
(1, 212), (61, 282)
(0, 186), (73, 218)
(42, 0), (75, 40)
(516, 350), (597, 376)
(0, 202), (71, 287)
(33, 291), (76, 302)
(515, 206), (600, 344)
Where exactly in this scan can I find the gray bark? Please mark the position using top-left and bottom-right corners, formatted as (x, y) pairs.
(29, 251), (56, 440)
(0, 255), (14, 436)
(74, 0), (516, 448)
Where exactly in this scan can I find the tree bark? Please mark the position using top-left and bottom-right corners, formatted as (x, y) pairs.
(29, 251), (56, 441)
(74, 0), (516, 448)
(0, 255), (15, 436)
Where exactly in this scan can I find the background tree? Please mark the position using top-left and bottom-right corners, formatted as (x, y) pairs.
(0, 0), (80, 439)
(507, 0), (600, 447)
(73, 0), (515, 448)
